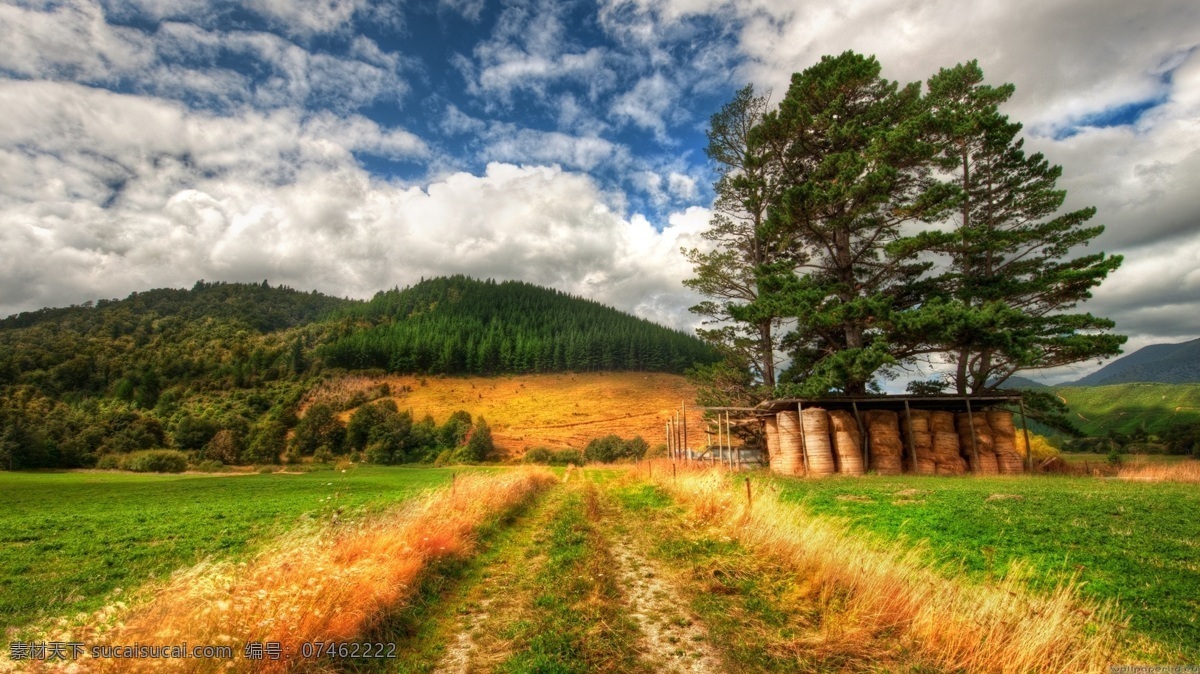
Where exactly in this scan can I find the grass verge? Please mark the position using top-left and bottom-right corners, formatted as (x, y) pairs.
(6, 469), (555, 673)
(644, 463), (1128, 673)
(772, 472), (1200, 661)
(0, 466), (456, 639)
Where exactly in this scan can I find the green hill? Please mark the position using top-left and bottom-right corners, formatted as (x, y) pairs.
(0, 276), (715, 469)
(1070, 338), (1200, 386)
(321, 276), (715, 374)
(1056, 383), (1200, 436)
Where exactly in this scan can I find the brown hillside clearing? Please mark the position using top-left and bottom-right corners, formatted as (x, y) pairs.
(309, 372), (704, 456)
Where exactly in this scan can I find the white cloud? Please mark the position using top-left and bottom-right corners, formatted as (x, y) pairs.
(609, 72), (680, 141)
(0, 1), (410, 112)
(0, 80), (708, 333)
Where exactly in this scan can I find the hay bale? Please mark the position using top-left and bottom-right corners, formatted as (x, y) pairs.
(932, 426), (966, 475)
(955, 412), (1001, 474)
(900, 409), (935, 475)
(775, 411), (803, 476)
(828, 410), (864, 476)
(764, 416), (781, 473)
(801, 407), (836, 476)
(930, 411), (956, 434)
(866, 410), (904, 475)
(986, 410), (1024, 474)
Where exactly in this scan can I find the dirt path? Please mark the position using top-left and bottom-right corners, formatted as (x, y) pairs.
(426, 487), (568, 674)
(414, 471), (726, 674)
(605, 525), (724, 673)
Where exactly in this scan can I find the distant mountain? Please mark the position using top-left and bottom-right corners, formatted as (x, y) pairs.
(1070, 338), (1200, 386)
(994, 375), (1049, 390)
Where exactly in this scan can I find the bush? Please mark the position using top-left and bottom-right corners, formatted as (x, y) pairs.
(584, 434), (649, 463)
(433, 449), (455, 466)
(523, 446), (554, 464)
(461, 417), (495, 463)
(524, 446), (585, 466)
(124, 450), (188, 473)
(96, 454), (122, 470)
(192, 459), (226, 473)
(552, 448), (584, 466)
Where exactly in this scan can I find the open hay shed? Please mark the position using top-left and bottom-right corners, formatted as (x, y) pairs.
(754, 393), (1034, 477)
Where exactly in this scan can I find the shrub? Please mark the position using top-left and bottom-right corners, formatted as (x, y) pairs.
(462, 417), (495, 463)
(203, 429), (242, 464)
(523, 446), (554, 464)
(96, 454), (122, 470)
(192, 459), (226, 473)
(552, 448), (584, 466)
(124, 450), (188, 473)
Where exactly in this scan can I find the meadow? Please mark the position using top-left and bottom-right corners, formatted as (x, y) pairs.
(771, 473), (1200, 660)
(4, 463), (1197, 670)
(0, 467), (455, 641)
(1057, 382), (1200, 435)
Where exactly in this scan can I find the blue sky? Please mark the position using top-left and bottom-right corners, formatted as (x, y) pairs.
(1, 0), (1199, 382)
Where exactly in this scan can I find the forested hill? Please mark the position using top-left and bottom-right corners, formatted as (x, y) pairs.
(0, 277), (714, 469)
(321, 276), (716, 374)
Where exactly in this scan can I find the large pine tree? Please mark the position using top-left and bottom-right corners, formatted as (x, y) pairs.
(920, 61), (1125, 393)
(753, 51), (955, 395)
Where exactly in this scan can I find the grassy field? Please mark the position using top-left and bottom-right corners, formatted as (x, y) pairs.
(771, 473), (1200, 661)
(1057, 383), (1200, 435)
(4, 465), (1195, 670)
(313, 371), (702, 456)
(0, 466), (455, 639)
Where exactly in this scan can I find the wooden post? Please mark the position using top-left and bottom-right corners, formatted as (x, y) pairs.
(682, 402), (688, 462)
(713, 416), (719, 466)
(745, 476), (752, 509)
(903, 400), (918, 474)
(965, 398), (980, 472)
(1018, 395), (1034, 473)
(451, 471), (456, 495)
(667, 420), (674, 460)
(672, 461), (676, 482)
(797, 401), (810, 477)
(852, 401), (868, 469)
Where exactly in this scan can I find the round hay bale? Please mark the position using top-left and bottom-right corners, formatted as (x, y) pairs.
(930, 411), (956, 434)
(866, 410), (904, 475)
(904, 409), (932, 433)
(776, 410), (803, 476)
(764, 416), (781, 473)
(986, 409), (1016, 436)
(969, 451), (1000, 475)
(833, 430), (864, 475)
(801, 407), (836, 476)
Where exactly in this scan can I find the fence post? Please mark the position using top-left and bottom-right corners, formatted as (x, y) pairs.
(745, 476), (752, 510)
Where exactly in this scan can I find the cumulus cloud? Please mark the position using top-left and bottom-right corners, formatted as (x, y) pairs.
(0, 80), (708, 331)
(0, 0), (411, 113)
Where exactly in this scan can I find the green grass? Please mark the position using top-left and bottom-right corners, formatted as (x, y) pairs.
(772, 473), (1200, 661)
(1058, 383), (1200, 435)
(0, 466), (458, 639)
(1059, 452), (1187, 464)
(611, 482), (925, 672)
(497, 484), (643, 673)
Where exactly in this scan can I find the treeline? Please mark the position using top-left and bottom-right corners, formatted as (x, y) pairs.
(322, 276), (716, 374)
(0, 281), (350, 469)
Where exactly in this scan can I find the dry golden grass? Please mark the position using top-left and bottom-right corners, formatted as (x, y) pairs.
(644, 462), (1125, 673)
(17, 469), (555, 674)
(311, 372), (703, 456)
(1117, 459), (1200, 483)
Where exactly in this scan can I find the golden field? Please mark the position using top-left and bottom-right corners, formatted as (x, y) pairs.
(314, 371), (706, 456)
